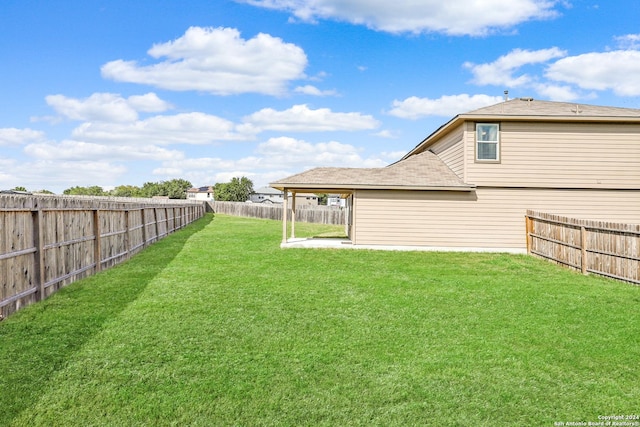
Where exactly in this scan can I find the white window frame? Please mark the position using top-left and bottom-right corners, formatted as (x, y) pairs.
(475, 123), (500, 162)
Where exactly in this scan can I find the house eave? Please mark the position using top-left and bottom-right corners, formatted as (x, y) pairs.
(270, 183), (476, 192)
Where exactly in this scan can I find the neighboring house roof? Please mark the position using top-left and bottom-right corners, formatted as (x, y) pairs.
(271, 150), (473, 192)
(187, 186), (214, 193)
(404, 98), (640, 158)
(253, 186), (283, 195)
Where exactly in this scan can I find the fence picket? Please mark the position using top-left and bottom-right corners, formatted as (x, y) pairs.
(0, 194), (205, 318)
(209, 201), (345, 225)
(526, 210), (640, 285)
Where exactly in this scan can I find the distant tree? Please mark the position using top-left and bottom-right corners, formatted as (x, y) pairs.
(110, 185), (143, 198)
(214, 176), (254, 202)
(34, 189), (54, 194)
(60, 179), (192, 199)
(12, 186), (28, 192)
(213, 182), (230, 201)
(162, 178), (192, 199)
(140, 179), (192, 199)
(140, 181), (162, 198)
(315, 193), (328, 205)
(63, 185), (106, 196)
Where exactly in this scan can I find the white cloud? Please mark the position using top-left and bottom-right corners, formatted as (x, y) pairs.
(152, 136), (388, 189)
(151, 157), (264, 187)
(388, 94), (504, 119)
(45, 92), (172, 122)
(545, 50), (640, 96)
(256, 136), (386, 168)
(465, 45), (640, 99)
(294, 85), (338, 96)
(532, 83), (583, 102)
(0, 128), (45, 146)
(240, 104), (380, 132)
(25, 140), (184, 161)
(126, 93), (174, 113)
(0, 159), (127, 192)
(72, 112), (252, 145)
(101, 26), (308, 96)
(373, 129), (399, 139)
(465, 47), (567, 87)
(240, 0), (560, 36)
(615, 34), (640, 50)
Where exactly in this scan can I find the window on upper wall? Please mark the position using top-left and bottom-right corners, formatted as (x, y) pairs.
(476, 123), (500, 162)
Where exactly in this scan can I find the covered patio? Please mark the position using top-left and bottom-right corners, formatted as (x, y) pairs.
(276, 187), (354, 247)
(270, 151), (475, 249)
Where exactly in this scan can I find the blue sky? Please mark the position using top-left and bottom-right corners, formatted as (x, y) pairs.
(1, 0), (640, 193)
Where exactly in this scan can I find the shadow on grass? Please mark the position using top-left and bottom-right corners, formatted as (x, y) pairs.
(0, 214), (214, 425)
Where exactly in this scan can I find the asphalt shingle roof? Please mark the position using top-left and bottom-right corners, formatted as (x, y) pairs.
(271, 150), (471, 190)
(271, 99), (640, 191)
(466, 98), (640, 118)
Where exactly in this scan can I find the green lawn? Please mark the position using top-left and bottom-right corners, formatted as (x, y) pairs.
(1, 214), (639, 426)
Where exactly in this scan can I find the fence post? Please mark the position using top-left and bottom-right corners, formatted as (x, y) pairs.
(93, 209), (102, 273)
(141, 209), (148, 248)
(580, 226), (587, 275)
(32, 209), (45, 301)
(525, 214), (533, 254)
(154, 208), (159, 241)
(124, 209), (131, 259)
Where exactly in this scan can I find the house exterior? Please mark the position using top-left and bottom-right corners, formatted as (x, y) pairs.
(250, 186), (319, 206)
(186, 186), (214, 202)
(270, 98), (640, 252)
(250, 186), (285, 203)
(327, 194), (347, 208)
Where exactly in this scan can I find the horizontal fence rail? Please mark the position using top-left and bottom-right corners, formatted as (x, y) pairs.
(0, 194), (206, 318)
(210, 201), (345, 225)
(526, 210), (640, 285)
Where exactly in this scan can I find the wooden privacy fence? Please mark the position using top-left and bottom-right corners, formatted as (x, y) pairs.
(0, 194), (206, 318)
(210, 201), (345, 225)
(525, 210), (640, 285)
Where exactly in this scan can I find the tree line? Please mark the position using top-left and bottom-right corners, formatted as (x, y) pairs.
(8, 177), (256, 202)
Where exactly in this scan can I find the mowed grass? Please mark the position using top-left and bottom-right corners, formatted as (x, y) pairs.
(1, 214), (639, 426)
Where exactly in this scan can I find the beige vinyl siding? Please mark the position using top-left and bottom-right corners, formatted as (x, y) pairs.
(464, 122), (640, 188)
(353, 188), (640, 249)
(428, 124), (464, 178)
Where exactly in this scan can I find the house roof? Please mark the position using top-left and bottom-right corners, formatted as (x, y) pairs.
(270, 150), (473, 192)
(187, 186), (213, 193)
(404, 98), (640, 158)
(253, 186), (283, 195)
(271, 99), (640, 192)
(467, 98), (640, 117)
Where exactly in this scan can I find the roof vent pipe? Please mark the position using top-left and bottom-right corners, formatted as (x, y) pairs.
(503, 90), (509, 101)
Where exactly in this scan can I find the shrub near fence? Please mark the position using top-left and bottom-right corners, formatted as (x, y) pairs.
(525, 210), (640, 285)
(0, 194), (206, 318)
(209, 201), (345, 225)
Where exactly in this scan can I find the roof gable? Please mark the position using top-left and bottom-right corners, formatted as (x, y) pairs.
(405, 98), (640, 158)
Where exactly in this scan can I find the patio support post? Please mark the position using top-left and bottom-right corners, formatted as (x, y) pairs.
(282, 188), (288, 243)
(291, 191), (296, 239)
